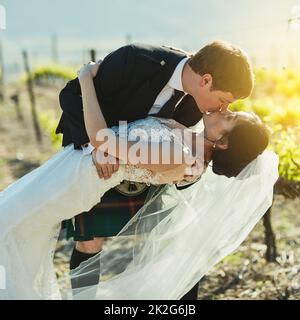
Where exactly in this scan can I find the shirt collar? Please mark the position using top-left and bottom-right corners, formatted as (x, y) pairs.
(168, 57), (189, 92)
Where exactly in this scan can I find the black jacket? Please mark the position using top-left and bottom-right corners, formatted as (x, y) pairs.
(56, 43), (202, 149)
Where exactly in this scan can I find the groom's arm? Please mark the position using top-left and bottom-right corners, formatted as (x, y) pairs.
(57, 45), (135, 149)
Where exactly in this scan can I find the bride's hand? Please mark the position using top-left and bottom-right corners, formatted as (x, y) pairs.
(78, 60), (102, 82)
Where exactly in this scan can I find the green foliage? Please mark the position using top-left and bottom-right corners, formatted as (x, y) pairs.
(271, 105), (300, 128)
(255, 68), (300, 99)
(271, 127), (300, 181)
(39, 111), (62, 150)
(23, 64), (77, 86)
(230, 68), (300, 182)
(223, 252), (244, 266)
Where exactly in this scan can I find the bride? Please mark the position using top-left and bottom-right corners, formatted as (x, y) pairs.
(0, 63), (278, 300)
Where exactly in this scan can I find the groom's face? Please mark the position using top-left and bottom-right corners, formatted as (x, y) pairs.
(195, 74), (235, 113)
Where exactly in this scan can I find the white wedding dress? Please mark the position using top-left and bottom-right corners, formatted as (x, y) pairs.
(0, 117), (279, 300)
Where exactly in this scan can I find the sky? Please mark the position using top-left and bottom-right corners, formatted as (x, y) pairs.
(0, 0), (300, 79)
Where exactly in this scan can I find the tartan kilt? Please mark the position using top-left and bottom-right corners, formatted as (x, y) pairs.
(63, 185), (151, 241)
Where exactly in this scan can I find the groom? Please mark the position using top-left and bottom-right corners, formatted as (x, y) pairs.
(56, 41), (254, 299)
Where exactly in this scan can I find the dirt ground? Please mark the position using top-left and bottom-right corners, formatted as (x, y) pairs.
(0, 86), (299, 300)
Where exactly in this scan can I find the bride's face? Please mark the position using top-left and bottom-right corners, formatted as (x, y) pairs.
(203, 111), (255, 148)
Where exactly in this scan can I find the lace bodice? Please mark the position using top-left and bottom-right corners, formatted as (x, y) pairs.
(110, 116), (193, 185)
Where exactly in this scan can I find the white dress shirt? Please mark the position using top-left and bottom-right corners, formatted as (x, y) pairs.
(148, 57), (188, 114)
(82, 57), (189, 155)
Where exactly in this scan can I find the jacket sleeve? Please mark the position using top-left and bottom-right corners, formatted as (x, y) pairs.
(57, 45), (134, 148)
(58, 78), (90, 147)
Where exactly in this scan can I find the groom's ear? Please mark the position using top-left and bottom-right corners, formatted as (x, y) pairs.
(200, 74), (213, 88)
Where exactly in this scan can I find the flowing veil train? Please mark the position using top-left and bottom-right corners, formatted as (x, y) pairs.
(58, 150), (279, 300)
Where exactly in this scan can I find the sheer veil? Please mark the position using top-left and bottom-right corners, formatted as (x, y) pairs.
(58, 150), (279, 300)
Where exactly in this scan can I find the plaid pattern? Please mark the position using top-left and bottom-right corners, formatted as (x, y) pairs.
(64, 186), (150, 241)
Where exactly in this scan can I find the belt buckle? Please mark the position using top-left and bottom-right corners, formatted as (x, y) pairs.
(114, 180), (149, 196)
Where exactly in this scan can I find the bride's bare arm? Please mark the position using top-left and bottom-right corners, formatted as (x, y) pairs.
(79, 63), (108, 145)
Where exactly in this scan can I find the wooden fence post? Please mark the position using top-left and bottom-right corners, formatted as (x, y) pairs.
(10, 91), (23, 121)
(90, 49), (96, 62)
(263, 205), (277, 262)
(0, 41), (5, 102)
(22, 50), (42, 143)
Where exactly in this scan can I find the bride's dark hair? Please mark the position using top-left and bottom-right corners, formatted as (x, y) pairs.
(212, 113), (269, 178)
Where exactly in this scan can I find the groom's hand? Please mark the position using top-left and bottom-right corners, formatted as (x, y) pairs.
(92, 149), (119, 180)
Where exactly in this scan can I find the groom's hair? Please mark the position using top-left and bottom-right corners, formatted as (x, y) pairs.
(211, 113), (269, 178)
(188, 40), (254, 99)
